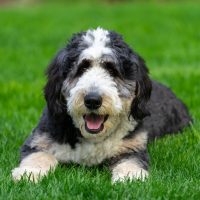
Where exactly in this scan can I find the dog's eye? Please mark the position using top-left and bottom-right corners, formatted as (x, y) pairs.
(103, 62), (122, 78)
(75, 59), (91, 77)
(122, 60), (136, 80)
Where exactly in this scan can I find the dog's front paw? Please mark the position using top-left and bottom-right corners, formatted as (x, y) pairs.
(112, 168), (148, 183)
(12, 166), (47, 182)
(111, 160), (148, 183)
(12, 152), (58, 182)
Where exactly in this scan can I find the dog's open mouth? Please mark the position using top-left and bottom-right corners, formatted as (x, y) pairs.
(83, 113), (108, 134)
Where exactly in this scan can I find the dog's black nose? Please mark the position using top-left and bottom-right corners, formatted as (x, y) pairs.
(84, 92), (102, 110)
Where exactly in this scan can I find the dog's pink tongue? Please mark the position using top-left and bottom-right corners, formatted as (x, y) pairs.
(85, 114), (104, 130)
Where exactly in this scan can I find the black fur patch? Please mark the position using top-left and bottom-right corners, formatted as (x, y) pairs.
(108, 31), (152, 121)
(108, 150), (149, 171)
(37, 108), (82, 146)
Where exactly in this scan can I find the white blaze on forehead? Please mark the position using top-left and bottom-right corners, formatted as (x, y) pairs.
(80, 27), (112, 60)
(67, 66), (122, 112)
(83, 27), (109, 45)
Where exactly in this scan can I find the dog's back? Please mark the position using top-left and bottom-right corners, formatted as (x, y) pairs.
(143, 80), (192, 140)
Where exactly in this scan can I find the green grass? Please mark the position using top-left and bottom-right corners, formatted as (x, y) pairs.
(0, 2), (200, 199)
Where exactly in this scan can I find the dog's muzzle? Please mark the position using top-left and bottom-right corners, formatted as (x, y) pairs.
(83, 92), (108, 134)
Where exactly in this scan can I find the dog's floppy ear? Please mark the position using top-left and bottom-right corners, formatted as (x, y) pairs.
(44, 48), (68, 115)
(130, 55), (152, 121)
(109, 30), (151, 121)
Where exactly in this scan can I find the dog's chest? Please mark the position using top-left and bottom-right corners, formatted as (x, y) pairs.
(42, 116), (138, 166)
(47, 137), (124, 166)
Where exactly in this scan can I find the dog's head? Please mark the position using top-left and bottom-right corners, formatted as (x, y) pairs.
(44, 28), (151, 142)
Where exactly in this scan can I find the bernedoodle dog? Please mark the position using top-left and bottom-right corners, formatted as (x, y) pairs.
(12, 28), (191, 183)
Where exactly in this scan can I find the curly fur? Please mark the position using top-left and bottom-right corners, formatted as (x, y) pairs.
(12, 27), (191, 183)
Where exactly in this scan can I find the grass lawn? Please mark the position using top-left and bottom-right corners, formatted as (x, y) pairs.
(0, 1), (200, 199)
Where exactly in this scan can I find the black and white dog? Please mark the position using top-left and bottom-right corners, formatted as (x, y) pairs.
(12, 28), (191, 183)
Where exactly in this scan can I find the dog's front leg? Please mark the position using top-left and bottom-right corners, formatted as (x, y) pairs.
(12, 152), (58, 182)
(110, 151), (149, 183)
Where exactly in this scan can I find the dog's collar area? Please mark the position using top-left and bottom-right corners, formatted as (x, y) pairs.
(83, 113), (108, 134)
